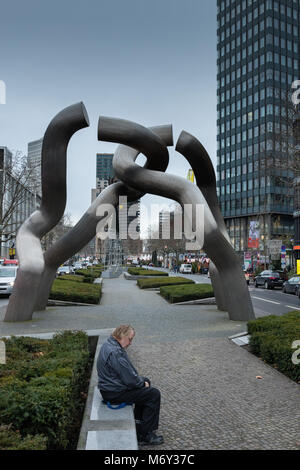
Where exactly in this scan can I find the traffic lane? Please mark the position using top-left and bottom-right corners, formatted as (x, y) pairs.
(249, 285), (300, 317)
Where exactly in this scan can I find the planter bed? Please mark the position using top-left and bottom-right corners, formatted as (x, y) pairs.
(247, 311), (300, 383)
(160, 283), (214, 303)
(50, 278), (102, 304)
(127, 267), (168, 277)
(0, 331), (92, 450)
(137, 277), (195, 289)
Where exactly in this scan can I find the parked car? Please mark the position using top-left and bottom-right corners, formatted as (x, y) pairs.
(254, 270), (284, 289)
(73, 262), (83, 271)
(0, 266), (18, 295)
(179, 264), (192, 274)
(56, 266), (75, 276)
(3, 259), (18, 266)
(282, 276), (300, 294)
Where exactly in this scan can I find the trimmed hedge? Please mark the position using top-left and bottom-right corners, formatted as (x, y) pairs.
(160, 283), (214, 303)
(57, 274), (84, 283)
(247, 311), (300, 382)
(0, 331), (91, 450)
(137, 277), (195, 289)
(128, 267), (168, 276)
(76, 268), (102, 281)
(50, 278), (102, 304)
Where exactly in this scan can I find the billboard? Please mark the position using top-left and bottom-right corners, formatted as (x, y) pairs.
(248, 221), (259, 248)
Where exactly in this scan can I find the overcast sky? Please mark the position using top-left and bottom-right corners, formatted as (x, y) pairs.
(0, 0), (217, 237)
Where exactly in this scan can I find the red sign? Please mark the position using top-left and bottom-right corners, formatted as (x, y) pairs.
(248, 238), (259, 248)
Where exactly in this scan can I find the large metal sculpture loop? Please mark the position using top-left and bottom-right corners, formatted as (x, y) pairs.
(4, 102), (255, 323)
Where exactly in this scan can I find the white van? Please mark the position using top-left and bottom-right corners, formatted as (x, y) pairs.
(0, 266), (18, 295)
(179, 264), (192, 274)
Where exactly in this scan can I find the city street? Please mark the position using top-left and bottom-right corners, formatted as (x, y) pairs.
(145, 266), (300, 318)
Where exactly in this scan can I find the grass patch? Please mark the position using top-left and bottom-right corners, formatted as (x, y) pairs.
(247, 311), (300, 383)
(137, 277), (194, 289)
(160, 283), (214, 303)
(0, 331), (92, 450)
(50, 278), (102, 304)
(128, 267), (168, 276)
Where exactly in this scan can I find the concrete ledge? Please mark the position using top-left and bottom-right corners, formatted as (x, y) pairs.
(77, 333), (138, 450)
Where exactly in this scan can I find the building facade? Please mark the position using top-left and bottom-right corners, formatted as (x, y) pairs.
(217, 0), (299, 263)
(27, 138), (43, 197)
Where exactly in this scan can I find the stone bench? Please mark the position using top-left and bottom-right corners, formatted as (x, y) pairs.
(77, 333), (138, 450)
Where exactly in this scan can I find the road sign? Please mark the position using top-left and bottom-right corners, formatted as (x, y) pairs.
(267, 239), (282, 255)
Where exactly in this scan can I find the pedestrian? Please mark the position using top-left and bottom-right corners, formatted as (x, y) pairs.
(97, 324), (164, 446)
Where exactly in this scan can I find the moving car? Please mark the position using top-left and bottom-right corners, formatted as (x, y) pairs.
(254, 270), (284, 289)
(282, 276), (300, 294)
(0, 266), (18, 295)
(56, 266), (75, 276)
(179, 264), (192, 274)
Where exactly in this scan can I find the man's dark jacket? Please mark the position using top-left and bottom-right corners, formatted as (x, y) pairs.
(97, 336), (145, 392)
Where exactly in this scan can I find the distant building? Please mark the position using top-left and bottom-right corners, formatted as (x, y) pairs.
(93, 153), (141, 261)
(27, 138), (43, 196)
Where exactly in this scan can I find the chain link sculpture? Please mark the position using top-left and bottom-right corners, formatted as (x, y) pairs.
(4, 103), (255, 322)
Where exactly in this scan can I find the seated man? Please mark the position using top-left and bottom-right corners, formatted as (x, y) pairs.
(97, 324), (164, 446)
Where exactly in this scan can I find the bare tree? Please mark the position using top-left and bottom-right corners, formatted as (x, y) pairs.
(0, 150), (40, 256)
(41, 213), (73, 251)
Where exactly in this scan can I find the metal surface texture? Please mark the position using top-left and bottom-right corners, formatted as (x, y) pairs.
(33, 123), (173, 312)
(176, 131), (254, 320)
(4, 107), (254, 323)
(98, 119), (254, 321)
(4, 103), (90, 322)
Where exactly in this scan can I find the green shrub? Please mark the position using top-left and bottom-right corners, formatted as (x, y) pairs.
(0, 331), (91, 449)
(137, 277), (194, 289)
(247, 311), (300, 382)
(50, 279), (102, 304)
(160, 283), (214, 303)
(0, 425), (47, 450)
(76, 269), (101, 279)
(128, 267), (168, 276)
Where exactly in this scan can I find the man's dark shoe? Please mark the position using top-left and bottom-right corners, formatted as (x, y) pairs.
(138, 431), (164, 446)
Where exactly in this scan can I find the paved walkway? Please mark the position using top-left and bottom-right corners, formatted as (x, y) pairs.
(0, 275), (299, 450)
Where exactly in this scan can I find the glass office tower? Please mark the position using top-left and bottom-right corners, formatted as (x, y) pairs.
(216, 0), (299, 259)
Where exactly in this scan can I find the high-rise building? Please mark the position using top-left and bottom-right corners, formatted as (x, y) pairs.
(93, 153), (141, 261)
(96, 153), (114, 193)
(27, 138), (43, 196)
(216, 0), (299, 260)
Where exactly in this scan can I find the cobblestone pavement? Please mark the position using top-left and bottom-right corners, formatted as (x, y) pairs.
(130, 339), (300, 450)
(1, 275), (299, 450)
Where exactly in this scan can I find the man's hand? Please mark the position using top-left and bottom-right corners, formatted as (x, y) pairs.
(144, 381), (150, 387)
